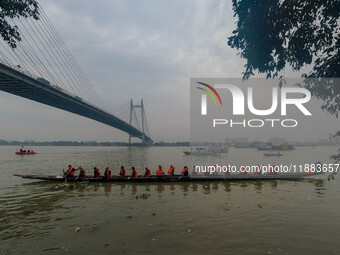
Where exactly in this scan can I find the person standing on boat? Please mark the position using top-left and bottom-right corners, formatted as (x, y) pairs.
(93, 167), (100, 177)
(167, 165), (175, 177)
(156, 165), (164, 176)
(78, 167), (86, 178)
(104, 167), (112, 180)
(144, 167), (151, 177)
(66, 165), (76, 178)
(181, 166), (189, 176)
(131, 167), (138, 178)
(119, 166), (126, 177)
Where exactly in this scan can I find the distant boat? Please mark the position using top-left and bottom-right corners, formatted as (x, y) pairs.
(16, 151), (37, 155)
(212, 145), (229, 153)
(258, 145), (273, 151)
(264, 151), (282, 157)
(16, 146), (37, 155)
(183, 146), (217, 155)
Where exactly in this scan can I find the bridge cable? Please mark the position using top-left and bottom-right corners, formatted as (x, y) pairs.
(8, 24), (45, 78)
(33, 14), (99, 106)
(23, 18), (82, 98)
(0, 41), (36, 77)
(17, 18), (69, 91)
(0, 48), (14, 66)
(38, 6), (105, 108)
(10, 19), (62, 89)
(28, 16), (99, 105)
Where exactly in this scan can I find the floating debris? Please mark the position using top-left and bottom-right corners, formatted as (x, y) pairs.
(51, 182), (88, 191)
(136, 194), (151, 199)
(22, 209), (34, 216)
(75, 227), (81, 232)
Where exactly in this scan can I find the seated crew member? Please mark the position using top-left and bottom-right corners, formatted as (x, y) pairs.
(144, 167), (151, 177)
(27, 149), (31, 153)
(167, 165), (175, 177)
(181, 166), (189, 176)
(78, 167), (86, 178)
(131, 167), (138, 178)
(240, 167), (247, 174)
(119, 166), (126, 177)
(66, 165), (76, 178)
(156, 165), (164, 176)
(315, 161), (322, 173)
(269, 166), (276, 174)
(93, 167), (101, 177)
(104, 167), (112, 180)
(254, 166), (261, 175)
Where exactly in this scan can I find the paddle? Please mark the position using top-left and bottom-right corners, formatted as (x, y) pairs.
(62, 169), (67, 183)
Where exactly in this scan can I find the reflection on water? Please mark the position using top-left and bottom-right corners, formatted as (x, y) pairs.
(1, 146), (339, 255)
(1, 179), (337, 254)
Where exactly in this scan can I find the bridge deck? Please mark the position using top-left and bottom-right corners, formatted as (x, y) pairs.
(0, 62), (152, 143)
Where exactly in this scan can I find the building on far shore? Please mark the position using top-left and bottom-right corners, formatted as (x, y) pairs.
(225, 138), (249, 145)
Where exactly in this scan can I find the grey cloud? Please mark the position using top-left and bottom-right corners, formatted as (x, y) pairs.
(1, 0), (266, 142)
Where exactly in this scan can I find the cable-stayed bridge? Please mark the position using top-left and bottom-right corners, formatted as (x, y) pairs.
(0, 4), (152, 144)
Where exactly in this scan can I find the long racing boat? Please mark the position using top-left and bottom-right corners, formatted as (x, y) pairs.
(13, 172), (328, 182)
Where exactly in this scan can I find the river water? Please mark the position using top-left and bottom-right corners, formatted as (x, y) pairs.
(1, 146), (339, 255)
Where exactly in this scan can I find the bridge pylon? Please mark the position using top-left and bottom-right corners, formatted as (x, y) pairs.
(129, 99), (151, 145)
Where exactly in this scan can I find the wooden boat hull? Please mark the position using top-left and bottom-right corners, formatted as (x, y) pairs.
(13, 172), (328, 182)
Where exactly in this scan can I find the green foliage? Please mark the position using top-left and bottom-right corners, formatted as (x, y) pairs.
(331, 131), (340, 163)
(228, 0), (340, 80)
(228, 0), (339, 162)
(0, 0), (39, 48)
(301, 79), (340, 118)
(228, 0), (340, 116)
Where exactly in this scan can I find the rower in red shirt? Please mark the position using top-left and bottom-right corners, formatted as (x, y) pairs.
(93, 167), (100, 177)
(181, 166), (189, 176)
(104, 167), (112, 180)
(78, 167), (86, 178)
(156, 165), (164, 176)
(144, 167), (151, 177)
(66, 165), (76, 178)
(119, 166), (126, 177)
(167, 165), (175, 177)
(131, 167), (138, 178)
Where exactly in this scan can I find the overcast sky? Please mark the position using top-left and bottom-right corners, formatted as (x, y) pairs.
(0, 0), (334, 142)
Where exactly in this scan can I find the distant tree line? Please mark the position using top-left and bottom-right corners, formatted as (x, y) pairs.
(0, 139), (189, 147)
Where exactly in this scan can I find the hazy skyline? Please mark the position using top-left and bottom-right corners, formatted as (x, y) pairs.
(0, 0), (325, 142)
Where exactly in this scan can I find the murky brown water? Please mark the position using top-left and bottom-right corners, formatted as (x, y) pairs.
(1, 146), (339, 255)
